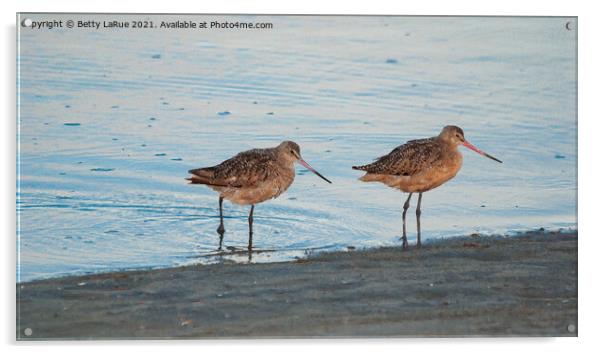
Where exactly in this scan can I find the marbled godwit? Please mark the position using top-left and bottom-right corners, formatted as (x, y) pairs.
(187, 141), (331, 254)
(352, 126), (502, 249)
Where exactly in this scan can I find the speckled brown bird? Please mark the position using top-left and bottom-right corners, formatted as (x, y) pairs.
(353, 126), (502, 249)
(188, 141), (331, 253)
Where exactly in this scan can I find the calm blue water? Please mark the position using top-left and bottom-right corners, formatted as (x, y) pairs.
(17, 15), (577, 282)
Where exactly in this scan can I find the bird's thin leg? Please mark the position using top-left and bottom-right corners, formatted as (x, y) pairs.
(416, 192), (423, 249)
(248, 204), (255, 256)
(402, 193), (413, 250)
(216, 196), (225, 251)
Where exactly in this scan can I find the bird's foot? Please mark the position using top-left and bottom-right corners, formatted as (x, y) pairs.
(216, 225), (225, 250)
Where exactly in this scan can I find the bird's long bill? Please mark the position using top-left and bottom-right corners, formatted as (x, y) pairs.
(463, 141), (503, 163)
(298, 159), (332, 184)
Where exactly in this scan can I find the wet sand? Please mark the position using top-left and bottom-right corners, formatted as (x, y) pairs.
(17, 230), (577, 340)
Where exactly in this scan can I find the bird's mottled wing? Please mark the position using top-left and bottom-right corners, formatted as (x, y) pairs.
(357, 138), (443, 176)
(209, 148), (279, 187)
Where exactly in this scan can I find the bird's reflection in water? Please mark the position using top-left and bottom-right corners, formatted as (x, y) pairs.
(199, 242), (279, 264)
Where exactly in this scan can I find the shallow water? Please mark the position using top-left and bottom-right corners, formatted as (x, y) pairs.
(17, 15), (577, 282)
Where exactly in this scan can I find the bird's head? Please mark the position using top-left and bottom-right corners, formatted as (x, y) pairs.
(438, 126), (502, 163)
(438, 125), (466, 145)
(277, 141), (302, 163)
(277, 141), (332, 183)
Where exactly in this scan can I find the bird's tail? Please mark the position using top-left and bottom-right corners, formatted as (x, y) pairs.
(187, 168), (236, 188)
(187, 168), (214, 185)
(352, 164), (370, 171)
(352, 164), (381, 182)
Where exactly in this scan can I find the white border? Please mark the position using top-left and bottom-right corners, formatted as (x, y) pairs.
(3, 0), (599, 352)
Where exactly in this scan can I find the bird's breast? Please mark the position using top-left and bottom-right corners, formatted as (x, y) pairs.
(269, 165), (295, 195)
(399, 149), (463, 193)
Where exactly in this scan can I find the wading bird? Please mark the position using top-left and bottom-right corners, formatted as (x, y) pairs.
(187, 141), (331, 255)
(352, 126), (502, 249)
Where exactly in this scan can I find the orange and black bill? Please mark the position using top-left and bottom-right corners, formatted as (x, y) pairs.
(463, 141), (503, 163)
(298, 159), (332, 183)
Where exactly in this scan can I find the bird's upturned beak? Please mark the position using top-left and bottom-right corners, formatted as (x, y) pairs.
(462, 141), (503, 163)
(298, 158), (332, 183)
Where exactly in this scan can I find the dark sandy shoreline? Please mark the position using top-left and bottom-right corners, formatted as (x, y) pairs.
(17, 230), (577, 340)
